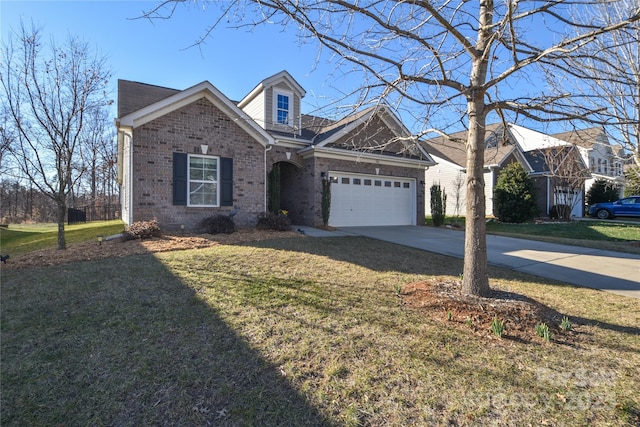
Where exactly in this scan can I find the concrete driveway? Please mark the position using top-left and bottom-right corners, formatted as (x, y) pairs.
(300, 225), (640, 299)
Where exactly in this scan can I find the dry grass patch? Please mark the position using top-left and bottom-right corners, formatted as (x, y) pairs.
(1, 236), (639, 426)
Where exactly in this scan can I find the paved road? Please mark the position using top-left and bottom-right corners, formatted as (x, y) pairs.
(297, 225), (640, 299)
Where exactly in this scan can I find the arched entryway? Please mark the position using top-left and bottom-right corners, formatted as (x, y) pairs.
(269, 161), (306, 225)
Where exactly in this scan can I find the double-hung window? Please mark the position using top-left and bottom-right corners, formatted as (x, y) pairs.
(188, 155), (218, 206)
(274, 90), (292, 126)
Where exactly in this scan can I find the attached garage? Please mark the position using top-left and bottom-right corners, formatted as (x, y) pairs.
(329, 171), (416, 227)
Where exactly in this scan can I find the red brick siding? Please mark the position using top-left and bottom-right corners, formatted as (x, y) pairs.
(267, 147), (425, 227)
(131, 98), (266, 230)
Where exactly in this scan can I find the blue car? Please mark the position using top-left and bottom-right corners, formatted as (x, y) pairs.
(588, 196), (640, 219)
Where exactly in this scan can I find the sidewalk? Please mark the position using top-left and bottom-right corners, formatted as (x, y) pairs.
(295, 225), (640, 299)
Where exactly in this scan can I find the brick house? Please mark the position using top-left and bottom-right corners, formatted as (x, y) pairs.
(116, 71), (435, 230)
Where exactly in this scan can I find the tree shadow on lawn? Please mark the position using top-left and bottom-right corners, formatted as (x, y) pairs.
(246, 236), (640, 340)
(0, 254), (334, 426)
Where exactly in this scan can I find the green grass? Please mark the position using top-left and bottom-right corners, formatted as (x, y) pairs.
(486, 220), (640, 254)
(424, 216), (640, 254)
(0, 220), (125, 256)
(2, 236), (639, 426)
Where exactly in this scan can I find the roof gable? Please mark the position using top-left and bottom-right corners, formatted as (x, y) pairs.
(313, 105), (433, 161)
(508, 124), (569, 151)
(117, 80), (274, 147)
(238, 70), (306, 108)
(524, 145), (590, 176)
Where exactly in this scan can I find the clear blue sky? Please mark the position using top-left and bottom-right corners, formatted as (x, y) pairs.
(1, 0), (352, 117)
(1, 1), (592, 135)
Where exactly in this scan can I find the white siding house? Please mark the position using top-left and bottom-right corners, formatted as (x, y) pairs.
(423, 124), (526, 218)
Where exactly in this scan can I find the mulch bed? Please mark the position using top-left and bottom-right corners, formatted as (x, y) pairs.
(402, 279), (576, 344)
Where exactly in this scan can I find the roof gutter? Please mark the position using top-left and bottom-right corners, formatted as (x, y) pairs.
(298, 146), (436, 169)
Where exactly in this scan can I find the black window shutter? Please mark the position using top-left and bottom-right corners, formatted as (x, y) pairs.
(220, 157), (233, 206)
(173, 152), (187, 205)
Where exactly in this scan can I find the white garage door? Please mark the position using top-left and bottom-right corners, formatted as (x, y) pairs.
(329, 172), (416, 227)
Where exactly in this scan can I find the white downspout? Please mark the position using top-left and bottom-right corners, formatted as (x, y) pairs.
(120, 130), (133, 225)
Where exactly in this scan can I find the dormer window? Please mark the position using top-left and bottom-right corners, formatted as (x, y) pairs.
(273, 89), (292, 126)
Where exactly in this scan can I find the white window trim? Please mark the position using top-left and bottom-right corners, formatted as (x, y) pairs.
(273, 89), (293, 127)
(187, 154), (220, 207)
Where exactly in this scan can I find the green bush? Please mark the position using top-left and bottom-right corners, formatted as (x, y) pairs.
(268, 164), (281, 214)
(430, 183), (447, 227)
(586, 179), (620, 205)
(321, 176), (331, 227)
(623, 166), (640, 197)
(256, 212), (291, 231)
(124, 219), (161, 240)
(494, 162), (537, 223)
(197, 214), (236, 234)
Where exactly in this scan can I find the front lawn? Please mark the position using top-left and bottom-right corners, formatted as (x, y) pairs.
(486, 220), (640, 254)
(0, 220), (125, 257)
(2, 236), (638, 426)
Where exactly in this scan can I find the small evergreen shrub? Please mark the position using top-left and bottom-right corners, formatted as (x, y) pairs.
(430, 183), (447, 227)
(197, 214), (236, 234)
(124, 219), (161, 240)
(268, 164), (281, 214)
(549, 204), (571, 220)
(256, 212), (292, 231)
(623, 166), (640, 197)
(494, 162), (537, 223)
(586, 179), (620, 205)
(321, 176), (331, 227)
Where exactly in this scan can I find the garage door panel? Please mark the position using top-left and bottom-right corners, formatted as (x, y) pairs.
(329, 172), (415, 227)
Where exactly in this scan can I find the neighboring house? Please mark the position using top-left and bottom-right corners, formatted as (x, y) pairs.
(424, 123), (591, 218)
(115, 71), (435, 230)
(423, 124), (530, 217)
(508, 124), (590, 218)
(552, 127), (625, 197)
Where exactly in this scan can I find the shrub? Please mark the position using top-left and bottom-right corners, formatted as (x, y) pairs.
(430, 183), (447, 227)
(586, 179), (620, 205)
(494, 162), (537, 223)
(321, 176), (331, 227)
(197, 214), (236, 234)
(268, 164), (281, 214)
(124, 219), (161, 240)
(623, 166), (640, 197)
(549, 204), (571, 221)
(256, 212), (291, 231)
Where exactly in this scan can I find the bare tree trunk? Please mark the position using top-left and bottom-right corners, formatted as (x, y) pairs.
(56, 200), (66, 250)
(461, 0), (492, 297)
(463, 100), (489, 296)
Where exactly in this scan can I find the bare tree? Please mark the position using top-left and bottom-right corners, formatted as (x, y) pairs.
(0, 108), (15, 174)
(536, 145), (591, 220)
(0, 23), (111, 249)
(144, 0), (639, 296)
(561, 0), (640, 167)
(451, 172), (465, 218)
